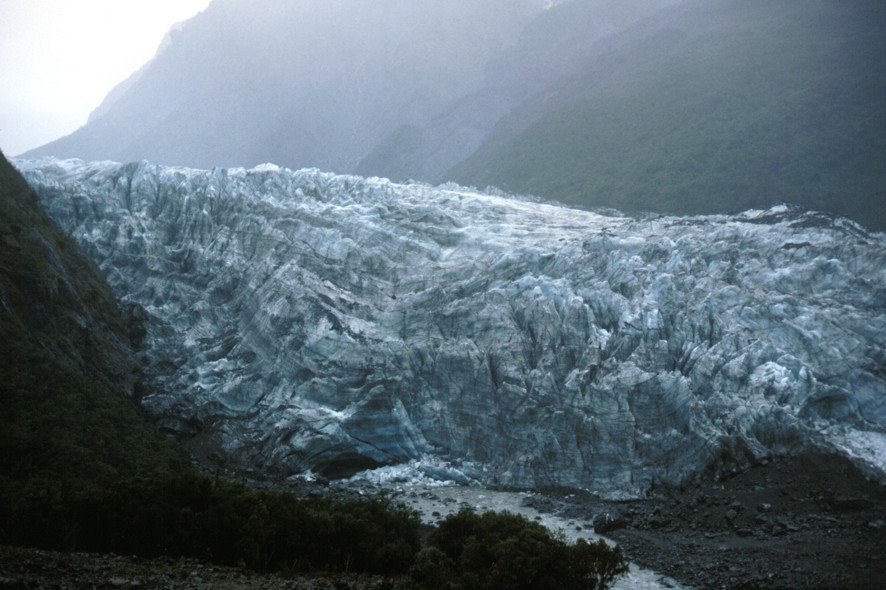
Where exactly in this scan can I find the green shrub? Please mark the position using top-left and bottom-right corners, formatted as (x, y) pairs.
(0, 473), (421, 576)
(421, 509), (627, 590)
(568, 538), (630, 590)
(411, 546), (457, 588)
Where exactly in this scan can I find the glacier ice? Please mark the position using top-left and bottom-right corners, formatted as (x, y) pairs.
(16, 157), (885, 494)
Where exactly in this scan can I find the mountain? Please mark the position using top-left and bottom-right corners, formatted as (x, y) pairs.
(25, 0), (881, 228)
(451, 0), (886, 228)
(0, 149), (187, 504)
(21, 0), (542, 172)
(18, 157), (885, 495)
(356, 0), (678, 182)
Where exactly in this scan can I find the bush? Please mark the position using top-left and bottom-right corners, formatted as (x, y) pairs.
(568, 538), (630, 590)
(419, 509), (628, 590)
(0, 474), (421, 576)
(411, 546), (457, 589)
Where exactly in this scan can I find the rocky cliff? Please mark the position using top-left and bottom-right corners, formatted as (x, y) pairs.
(17, 158), (885, 495)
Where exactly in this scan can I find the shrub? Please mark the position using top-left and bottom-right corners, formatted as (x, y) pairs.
(420, 509), (627, 590)
(411, 546), (457, 589)
(0, 474), (421, 576)
(567, 538), (630, 590)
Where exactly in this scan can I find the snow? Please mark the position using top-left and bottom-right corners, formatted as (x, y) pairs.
(831, 429), (886, 473)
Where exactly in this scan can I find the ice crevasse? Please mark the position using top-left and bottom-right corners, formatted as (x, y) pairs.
(16, 157), (885, 496)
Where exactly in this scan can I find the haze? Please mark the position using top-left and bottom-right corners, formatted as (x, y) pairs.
(0, 0), (211, 156)
(6, 0), (882, 228)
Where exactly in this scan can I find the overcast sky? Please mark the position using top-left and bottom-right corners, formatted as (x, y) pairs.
(0, 0), (211, 156)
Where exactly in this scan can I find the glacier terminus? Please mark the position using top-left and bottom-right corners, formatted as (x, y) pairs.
(17, 158), (885, 496)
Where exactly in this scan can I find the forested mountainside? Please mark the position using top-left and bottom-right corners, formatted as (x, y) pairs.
(0, 150), (188, 496)
(452, 0), (886, 228)
(23, 0), (883, 228)
(356, 0), (677, 183)
(1, 145), (188, 545)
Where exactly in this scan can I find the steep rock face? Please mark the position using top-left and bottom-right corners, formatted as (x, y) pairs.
(17, 158), (885, 494)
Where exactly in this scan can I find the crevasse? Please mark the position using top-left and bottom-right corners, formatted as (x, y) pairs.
(17, 157), (885, 495)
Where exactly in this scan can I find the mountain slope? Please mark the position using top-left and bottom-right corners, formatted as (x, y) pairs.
(22, 0), (541, 173)
(451, 0), (886, 229)
(18, 157), (886, 494)
(356, 0), (678, 182)
(0, 150), (188, 504)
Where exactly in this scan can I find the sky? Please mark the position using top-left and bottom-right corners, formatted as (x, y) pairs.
(0, 0), (212, 156)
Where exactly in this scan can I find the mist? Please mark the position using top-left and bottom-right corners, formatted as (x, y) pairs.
(22, 0), (540, 169)
(0, 0), (211, 155)
(15, 0), (885, 225)
(20, 0), (675, 171)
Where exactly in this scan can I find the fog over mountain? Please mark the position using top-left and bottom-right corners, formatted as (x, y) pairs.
(451, 0), (886, 228)
(24, 0), (542, 172)
(356, 0), (678, 182)
(23, 0), (883, 227)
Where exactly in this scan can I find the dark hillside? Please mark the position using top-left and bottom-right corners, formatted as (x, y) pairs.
(0, 149), (189, 498)
(453, 0), (886, 229)
(357, 0), (677, 182)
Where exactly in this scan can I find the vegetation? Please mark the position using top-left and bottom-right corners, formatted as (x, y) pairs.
(0, 307), (418, 577)
(414, 510), (628, 590)
(0, 321), (627, 584)
(2, 474), (420, 575)
(0, 150), (628, 587)
(357, 0), (676, 183)
(453, 0), (885, 229)
(0, 148), (191, 498)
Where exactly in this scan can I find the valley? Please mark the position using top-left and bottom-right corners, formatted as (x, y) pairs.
(3, 1), (884, 587)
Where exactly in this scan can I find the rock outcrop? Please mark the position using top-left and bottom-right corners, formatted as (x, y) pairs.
(17, 158), (885, 495)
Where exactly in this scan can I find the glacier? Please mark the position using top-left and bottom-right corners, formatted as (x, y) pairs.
(16, 158), (885, 495)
